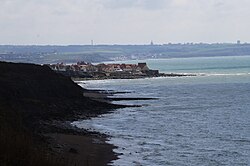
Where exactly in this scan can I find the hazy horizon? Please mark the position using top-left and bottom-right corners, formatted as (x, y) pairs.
(0, 42), (247, 46)
(1, 0), (250, 45)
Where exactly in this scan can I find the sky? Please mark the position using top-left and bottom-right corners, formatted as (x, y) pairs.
(1, 0), (250, 45)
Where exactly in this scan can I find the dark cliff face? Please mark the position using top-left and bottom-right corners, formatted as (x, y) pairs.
(0, 61), (116, 129)
(0, 61), (84, 101)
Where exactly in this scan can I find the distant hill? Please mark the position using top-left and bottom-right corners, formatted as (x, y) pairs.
(1, 44), (250, 64)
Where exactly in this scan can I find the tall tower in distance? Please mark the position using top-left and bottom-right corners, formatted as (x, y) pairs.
(150, 40), (154, 45)
(91, 40), (94, 46)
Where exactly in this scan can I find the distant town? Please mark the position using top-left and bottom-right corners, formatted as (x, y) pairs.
(1, 43), (250, 65)
(47, 62), (194, 80)
(47, 61), (159, 79)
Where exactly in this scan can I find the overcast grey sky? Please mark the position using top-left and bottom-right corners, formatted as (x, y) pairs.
(1, 0), (250, 45)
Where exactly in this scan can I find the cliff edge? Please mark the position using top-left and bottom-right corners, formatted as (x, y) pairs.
(0, 61), (120, 166)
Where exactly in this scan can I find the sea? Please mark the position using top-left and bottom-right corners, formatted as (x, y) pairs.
(72, 55), (250, 166)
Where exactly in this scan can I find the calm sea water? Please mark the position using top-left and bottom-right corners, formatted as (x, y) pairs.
(73, 56), (250, 166)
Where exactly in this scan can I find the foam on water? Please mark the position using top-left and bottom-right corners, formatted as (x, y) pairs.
(73, 81), (250, 165)
(73, 56), (250, 166)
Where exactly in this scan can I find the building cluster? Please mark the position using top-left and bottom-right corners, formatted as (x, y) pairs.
(47, 61), (159, 79)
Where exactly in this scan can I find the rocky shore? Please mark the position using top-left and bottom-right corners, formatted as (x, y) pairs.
(0, 61), (128, 166)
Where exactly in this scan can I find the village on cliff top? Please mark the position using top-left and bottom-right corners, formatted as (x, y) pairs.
(47, 61), (194, 79)
(47, 62), (160, 79)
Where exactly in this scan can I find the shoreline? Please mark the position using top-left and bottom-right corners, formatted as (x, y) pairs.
(58, 88), (156, 165)
(0, 61), (162, 166)
(39, 91), (128, 166)
(72, 73), (197, 81)
(0, 61), (130, 166)
(46, 132), (118, 166)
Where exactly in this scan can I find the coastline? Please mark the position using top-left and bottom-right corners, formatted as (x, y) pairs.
(72, 73), (197, 81)
(61, 133), (117, 165)
(0, 61), (128, 166)
(47, 133), (118, 166)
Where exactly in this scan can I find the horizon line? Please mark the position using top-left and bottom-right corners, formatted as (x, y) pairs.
(0, 42), (248, 46)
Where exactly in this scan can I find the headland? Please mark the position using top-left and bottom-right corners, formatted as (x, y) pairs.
(47, 61), (195, 80)
(0, 61), (127, 166)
